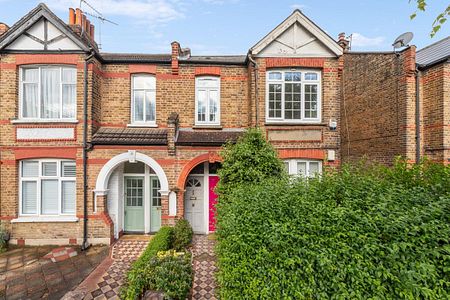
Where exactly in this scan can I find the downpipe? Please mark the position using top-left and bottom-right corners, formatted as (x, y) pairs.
(247, 54), (259, 127)
(82, 49), (95, 251)
(415, 66), (421, 164)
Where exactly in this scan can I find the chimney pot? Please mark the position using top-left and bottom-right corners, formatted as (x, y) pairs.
(338, 32), (346, 41)
(75, 8), (82, 26)
(90, 24), (95, 40)
(69, 8), (75, 25)
(81, 14), (86, 32)
(85, 19), (90, 36)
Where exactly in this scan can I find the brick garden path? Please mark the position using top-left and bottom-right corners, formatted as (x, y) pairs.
(63, 237), (150, 300)
(191, 235), (218, 300)
(0, 245), (108, 300)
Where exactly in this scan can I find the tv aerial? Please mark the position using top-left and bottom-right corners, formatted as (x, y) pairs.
(78, 0), (118, 50)
(392, 32), (414, 52)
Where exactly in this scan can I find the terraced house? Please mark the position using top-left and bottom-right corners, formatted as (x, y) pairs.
(4, 3), (446, 247)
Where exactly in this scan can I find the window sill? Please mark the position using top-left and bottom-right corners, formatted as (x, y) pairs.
(11, 119), (79, 124)
(11, 216), (79, 223)
(265, 121), (325, 126)
(127, 123), (158, 128)
(193, 125), (222, 130)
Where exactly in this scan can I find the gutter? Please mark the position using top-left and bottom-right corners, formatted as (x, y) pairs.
(247, 54), (259, 127)
(415, 65), (421, 164)
(82, 49), (95, 251)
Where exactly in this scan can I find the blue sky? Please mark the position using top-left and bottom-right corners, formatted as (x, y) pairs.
(0, 0), (449, 54)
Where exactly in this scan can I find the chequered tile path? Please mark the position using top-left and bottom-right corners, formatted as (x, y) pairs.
(83, 239), (149, 300)
(191, 235), (218, 300)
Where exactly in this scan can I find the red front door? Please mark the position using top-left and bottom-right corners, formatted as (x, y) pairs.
(208, 176), (219, 232)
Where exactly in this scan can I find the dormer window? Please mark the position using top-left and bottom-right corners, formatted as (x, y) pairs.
(19, 66), (77, 120)
(266, 70), (321, 123)
(131, 75), (156, 125)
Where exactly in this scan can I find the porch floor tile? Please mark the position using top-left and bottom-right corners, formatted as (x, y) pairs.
(191, 235), (218, 300)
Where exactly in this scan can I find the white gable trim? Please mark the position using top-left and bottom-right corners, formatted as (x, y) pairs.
(0, 4), (89, 51)
(250, 10), (343, 57)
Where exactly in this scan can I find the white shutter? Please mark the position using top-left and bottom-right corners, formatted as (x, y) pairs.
(62, 181), (76, 214)
(41, 179), (58, 214)
(22, 161), (39, 177)
(22, 181), (37, 214)
(62, 161), (76, 177)
(42, 162), (57, 176)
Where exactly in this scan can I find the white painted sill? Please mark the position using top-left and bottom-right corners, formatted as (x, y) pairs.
(11, 119), (79, 124)
(11, 216), (79, 223)
(127, 123), (158, 128)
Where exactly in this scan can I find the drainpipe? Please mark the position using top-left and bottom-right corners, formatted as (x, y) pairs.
(247, 54), (259, 127)
(82, 49), (95, 251)
(415, 66), (421, 164)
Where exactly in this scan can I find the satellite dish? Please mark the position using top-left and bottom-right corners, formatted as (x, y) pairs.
(392, 32), (414, 49)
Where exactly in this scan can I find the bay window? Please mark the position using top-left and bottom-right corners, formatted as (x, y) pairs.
(266, 70), (321, 123)
(20, 160), (76, 216)
(20, 66), (76, 120)
(195, 77), (220, 125)
(131, 75), (156, 125)
(285, 159), (322, 177)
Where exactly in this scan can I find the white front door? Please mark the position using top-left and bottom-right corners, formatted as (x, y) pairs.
(184, 176), (205, 233)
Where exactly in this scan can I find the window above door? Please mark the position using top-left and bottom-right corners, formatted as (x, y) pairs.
(195, 76), (220, 126)
(131, 74), (156, 126)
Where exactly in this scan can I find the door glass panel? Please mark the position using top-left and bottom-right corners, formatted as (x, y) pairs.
(151, 178), (161, 206)
(126, 178), (143, 207)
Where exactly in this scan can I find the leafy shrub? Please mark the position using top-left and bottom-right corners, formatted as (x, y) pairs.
(217, 128), (285, 199)
(121, 226), (174, 299)
(173, 219), (193, 251)
(145, 250), (192, 300)
(216, 161), (450, 299)
(0, 224), (9, 253)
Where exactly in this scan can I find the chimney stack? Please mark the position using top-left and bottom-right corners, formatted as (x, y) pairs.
(0, 23), (9, 37)
(337, 32), (350, 52)
(68, 8), (96, 42)
(171, 41), (180, 75)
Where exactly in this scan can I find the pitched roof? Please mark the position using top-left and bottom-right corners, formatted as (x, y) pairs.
(184, 55), (247, 65)
(92, 128), (167, 145)
(416, 36), (450, 68)
(100, 53), (172, 63)
(176, 130), (244, 146)
(0, 3), (93, 51)
(250, 9), (343, 57)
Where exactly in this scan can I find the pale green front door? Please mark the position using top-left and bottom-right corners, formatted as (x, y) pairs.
(124, 176), (145, 232)
(150, 177), (161, 232)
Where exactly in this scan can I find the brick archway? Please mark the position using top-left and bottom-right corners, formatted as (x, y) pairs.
(177, 152), (221, 190)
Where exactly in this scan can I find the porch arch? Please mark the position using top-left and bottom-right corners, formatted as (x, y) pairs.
(95, 151), (169, 196)
(177, 152), (221, 190)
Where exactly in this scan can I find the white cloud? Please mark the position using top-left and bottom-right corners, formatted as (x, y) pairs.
(290, 4), (307, 10)
(42, 0), (184, 24)
(350, 32), (385, 48)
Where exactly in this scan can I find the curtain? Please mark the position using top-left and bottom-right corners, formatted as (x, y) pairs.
(22, 181), (37, 214)
(145, 90), (156, 122)
(41, 179), (58, 214)
(62, 68), (76, 118)
(41, 68), (60, 119)
(22, 69), (39, 118)
(62, 181), (76, 214)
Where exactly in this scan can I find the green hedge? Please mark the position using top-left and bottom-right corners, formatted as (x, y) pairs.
(216, 161), (450, 299)
(173, 219), (194, 251)
(121, 226), (174, 299)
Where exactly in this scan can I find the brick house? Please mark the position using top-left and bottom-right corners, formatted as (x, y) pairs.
(0, 4), (342, 246)
(341, 36), (449, 165)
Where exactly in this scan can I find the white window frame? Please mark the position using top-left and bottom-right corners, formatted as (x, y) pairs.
(19, 159), (76, 217)
(284, 159), (322, 178)
(131, 74), (157, 126)
(19, 65), (77, 121)
(195, 76), (221, 126)
(266, 69), (321, 124)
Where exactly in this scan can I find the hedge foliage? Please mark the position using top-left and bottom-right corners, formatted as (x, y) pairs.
(217, 128), (285, 198)
(215, 130), (450, 299)
(121, 226), (174, 299)
(216, 160), (450, 299)
(173, 219), (194, 251)
(121, 220), (194, 300)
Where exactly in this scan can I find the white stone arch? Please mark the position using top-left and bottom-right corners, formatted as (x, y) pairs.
(94, 151), (169, 196)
